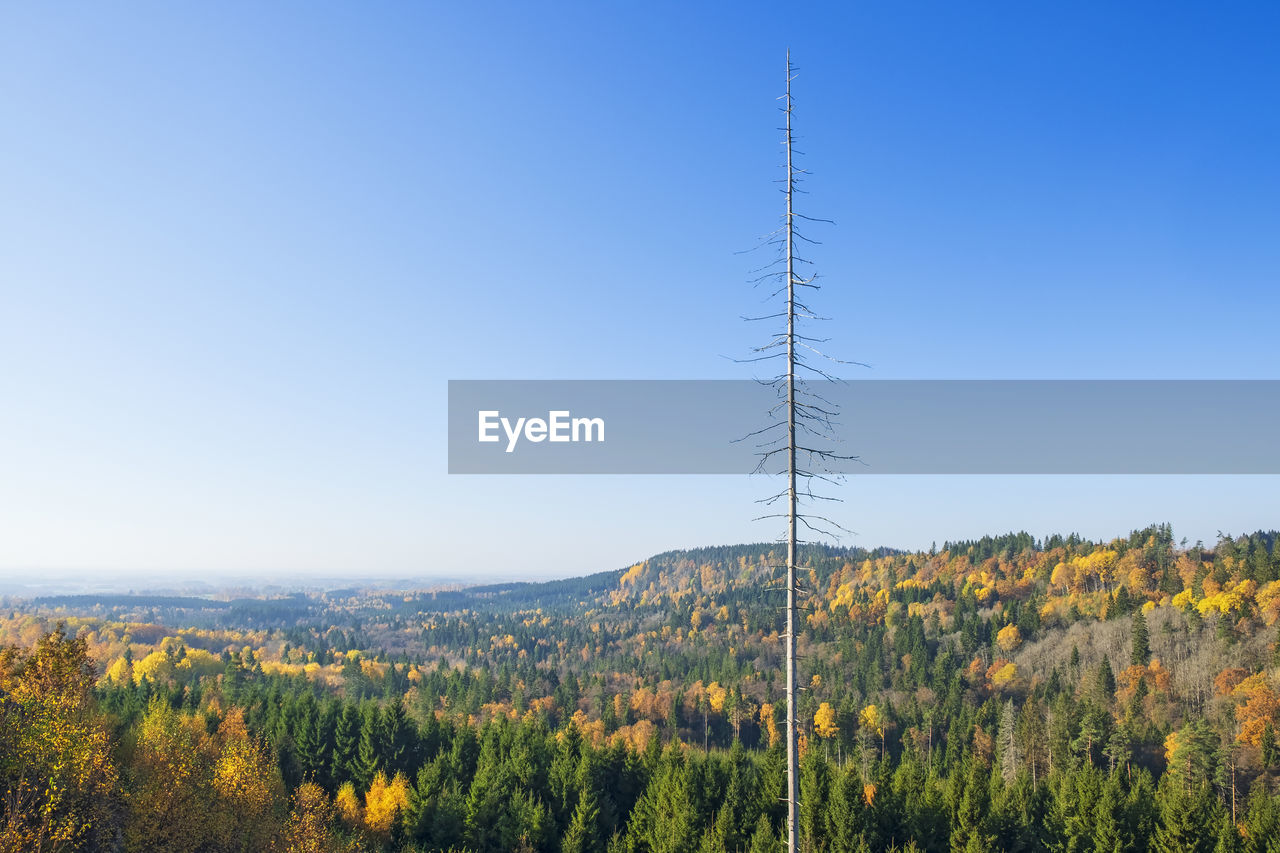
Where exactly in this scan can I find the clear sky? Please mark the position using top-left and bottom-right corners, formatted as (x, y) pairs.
(2, 2), (1278, 583)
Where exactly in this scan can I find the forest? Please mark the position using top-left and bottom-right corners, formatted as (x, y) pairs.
(4, 523), (1280, 852)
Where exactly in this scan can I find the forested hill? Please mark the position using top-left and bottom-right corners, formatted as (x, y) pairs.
(5, 524), (1280, 852)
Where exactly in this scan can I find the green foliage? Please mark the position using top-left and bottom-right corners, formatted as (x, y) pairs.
(1132, 609), (1151, 665)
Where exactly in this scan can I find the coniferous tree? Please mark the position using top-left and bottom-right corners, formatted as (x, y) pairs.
(1093, 773), (1130, 853)
(949, 759), (994, 853)
(382, 697), (417, 777)
(331, 703), (361, 788)
(353, 703), (383, 790)
(1260, 723), (1276, 770)
(1124, 770), (1159, 853)
(1153, 780), (1218, 853)
(1240, 781), (1280, 853)
(1016, 700), (1048, 785)
(800, 749), (831, 853)
(748, 814), (785, 853)
(1094, 659), (1117, 707)
(293, 696), (325, 784)
(1074, 702), (1111, 768)
(1213, 810), (1243, 853)
(1132, 609), (1151, 665)
(1052, 767), (1102, 853)
(562, 788), (602, 853)
(698, 804), (732, 853)
(628, 754), (697, 853)
(824, 766), (867, 853)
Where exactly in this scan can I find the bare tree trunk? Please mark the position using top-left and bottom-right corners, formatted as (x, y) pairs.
(743, 51), (845, 853)
(784, 50), (800, 853)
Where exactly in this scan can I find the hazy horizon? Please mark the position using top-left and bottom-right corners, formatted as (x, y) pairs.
(5, 514), (1275, 599)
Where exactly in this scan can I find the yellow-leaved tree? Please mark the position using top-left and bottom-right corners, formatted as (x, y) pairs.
(0, 625), (119, 852)
(363, 771), (411, 837)
(995, 624), (1023, 653)
(759, 703), (780, 749)
(125, 698), (215, 851)
(210, 708), (286, 851)
(814, 702), (840, 740)
(335, 781), (363, 827)
(280, 782), (349, 853)
(860, 704), (886, 759)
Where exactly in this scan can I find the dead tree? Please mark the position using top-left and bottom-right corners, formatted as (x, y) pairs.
(738, 52), (855, 853)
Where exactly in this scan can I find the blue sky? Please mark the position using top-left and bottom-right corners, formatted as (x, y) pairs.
(2, 3), (1278, 581)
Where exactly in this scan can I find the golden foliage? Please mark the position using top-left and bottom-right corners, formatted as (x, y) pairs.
(132, 648), (176, 685)
(103, 655), (132, 685)
(989, 660), (1018, 688)
(859, 704), (883, 737)
(814, 702), (839, 739)
(1215, 668), (1250, 696)
(760, 703), (779, 749)
(995, 624), (1023, 653)
(335, 782), (363, 827)
(0, 627), (119, 852)
(279, 782), (348, 853)
(126, 699), (214, 851)
(619, 563), (645, 588)
(1163, 729), (1180, 765)
(363, 771), (410, 836)
(211, 708), (286, 850)
(706, 682), (728, 713)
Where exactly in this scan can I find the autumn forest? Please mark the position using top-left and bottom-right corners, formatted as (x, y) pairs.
(5, 524), (1280, 852)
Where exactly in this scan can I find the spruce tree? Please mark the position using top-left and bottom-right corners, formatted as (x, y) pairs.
(824, 767), (866, 853)
(354, 703), (384, 790)
(331, 703), (361, 788)
(562, 788), (601, 853)
(1213, 810), (1242, 853)
(799, 750), (830, 853)
(949, 759), (994, 853)
(1131, 609), (1151, 665)
(293, 698), (324, 783)
(1093, 774), (1130, 853)
(698, 804), (732, 853)
(1094, 659), (1117, 706)
(748, 814), (784, 853)
(382, 697), (416, 777)
(1241, 782), (1280, 853)
(1152, 780), (1217, 853)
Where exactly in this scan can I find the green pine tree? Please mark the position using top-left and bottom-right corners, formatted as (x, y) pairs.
(562, 789), (602, 853)
(800, 749), (831, 853)
(354, 702), (384, 790)
(698, 804), (732, 853)
(331, 703), (361, 788)
(825, 767), (867, 853)
(1153, 780), (1218, 853)
(1214, 810), (1242, 853)
(1261, 723), (1276, 770)
(950, 760), (995, 853)
(1093, 774), (1130, 853)
(747, 814), (783, 853)
(382, 697), (416, 776)
(1131, 609), (1151, 665)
